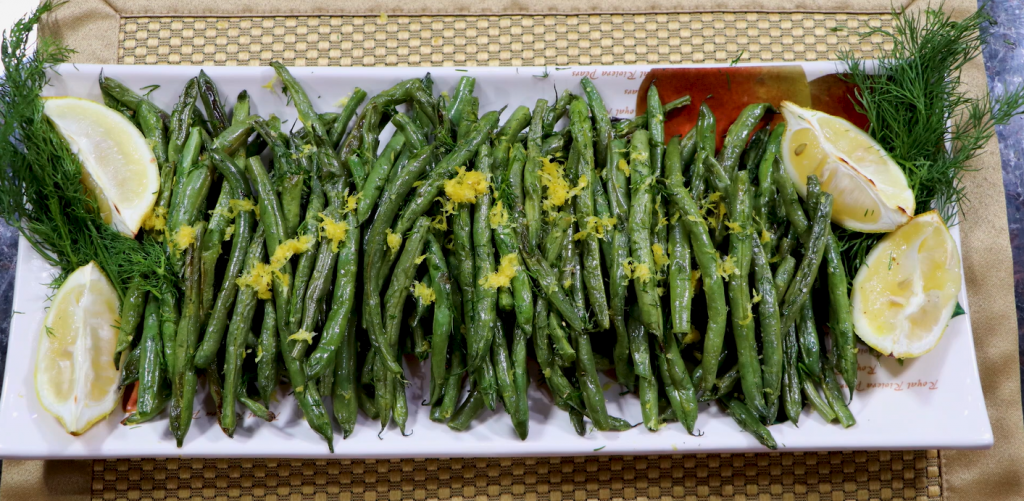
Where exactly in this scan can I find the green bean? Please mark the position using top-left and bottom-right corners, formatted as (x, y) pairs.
(305, 210), (359, 379)
(456, 96), (480, 143)
(779, 191), (832, 332)
(548, 311), (577, 364)
(801, 370), (836, 423)
(572, 329), (617, 431)
(540, 132), (568, 159)
(492, 211), (534, 339)
(276, 248), (335, 449)
(119, 343), (141, 388)
(383, 217), (432, 357)
(797, 299), (823, 381)
(773, 255), (797, 297)
(237, 385), (275, 422)
(135, 294), (167, 419)
(475, 354), (498, 411)
(725, 175), (767, 420)
(433, 318), (466, 422)
(194, 203), (255, 369)
(662, 326), (699, 433)
(543, 89), (573, 135)
(663, 180), (727, 394)
(447, 388), (486, 431)
(532, 296), (554, 373)
(469, 141), (498, 372)
(392, 112), (427, 151)
(422, 235), (454, 404)
(625, 129), (663, 338)
(170, 226), (203, 447)
(365, 145), (433, 295)
(114, 285), (146, 369)
(628, 308), (658, 431)
(245, 156), (294, 335)
(665, 136), (693, 336)
(752, 237), (783, 422)
(491, 106), (532, 178)
(255, 301), (279, 406)
(580, 77), (612, 168)
(646, 84), (665, 178)
(508, 142), (527, 206)
(166, 78), (198, 165)
(166, 128), (206, 237)
(359, 387), (380, 420)
(511, 322), (529, 431)
(742, 126), (770, 172)
(825, 231), (857, 399)
(567, 98), (610, 329)
(612, 96), (691, 138)
(271, 62), (327, 142)
(775, 164), (810, 237)
(822, 355), (856, 427)
(356, 133), (406, 224)
(137, 101), (168, 173)
(542, 212), (572, 266)
(101, 86), (135, 122)
(220, 235), (262, 437)
(159, 281), (179, 378)
(198, 187), (232, 314)
(492, 321), (526, 438)
(446, 76), (477, 130)
(559, 209), (587, 321)
(776, 225), (800, 261)
(699, 364), (740, 403)
(717, 103), (770, 178)
(606, 228), (634, 391)
(194, 70), (228, 136)
(721, 395), (777, 450)
(98, 75), (170, 124)
(782, 324), (802, 425)
(393, 373), (410, 435)
(329, 88), (367, 149)
(210, 117), (256, 156)
(286, 178), (326, 336)
(525, 98), (548, 245)
(757, 123), (786, 227)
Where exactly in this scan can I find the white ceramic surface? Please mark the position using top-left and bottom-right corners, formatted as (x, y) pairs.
(0, 63), (992, 458)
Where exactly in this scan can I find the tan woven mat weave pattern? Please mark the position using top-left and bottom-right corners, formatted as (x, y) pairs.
(118, 13), (892, 66)
(93, 452), (940, 501)
(96, 11), (940, 501)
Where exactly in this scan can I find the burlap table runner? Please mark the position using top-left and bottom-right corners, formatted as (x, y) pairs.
(4, 0), (1022, 499)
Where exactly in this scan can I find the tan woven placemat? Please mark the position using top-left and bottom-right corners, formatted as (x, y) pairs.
(87, 11), (937, 501)
(89, 452), (941, 500)
(8, 0), (1024, 499)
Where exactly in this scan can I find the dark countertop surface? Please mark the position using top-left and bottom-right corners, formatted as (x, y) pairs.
(0, 1), (1021, 472)
(982, 0), (1024, 392)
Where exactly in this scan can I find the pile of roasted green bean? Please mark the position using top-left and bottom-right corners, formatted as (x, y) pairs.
(105, 66), (859, 450)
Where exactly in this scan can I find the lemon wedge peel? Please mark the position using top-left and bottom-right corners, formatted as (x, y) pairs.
(779, 101), (914, 233)
(35, 261), (124, 435)
(42, 97), (159, 237)
(850, 211), (962, 359)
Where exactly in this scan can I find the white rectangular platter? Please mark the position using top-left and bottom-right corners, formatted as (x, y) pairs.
(0, 63), (992, 459)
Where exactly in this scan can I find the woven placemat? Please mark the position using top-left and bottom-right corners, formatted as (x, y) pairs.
(83, 11), (944, 501)
(92, 452), (940, 500)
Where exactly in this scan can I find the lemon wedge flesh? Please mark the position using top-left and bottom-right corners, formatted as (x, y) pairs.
(43, 96), (159, 237)
(851, 211), (962, 359)
(35, 261), (123, 435)
(780, 101), (914, 232)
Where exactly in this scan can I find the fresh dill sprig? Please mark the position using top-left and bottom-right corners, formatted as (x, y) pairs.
(835, 4), (1024, 275)
(0, 1), (170, 297)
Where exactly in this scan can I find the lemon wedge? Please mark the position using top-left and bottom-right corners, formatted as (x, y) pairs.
(850, 211), (962, 358)
(35, 261), (123, 435)
(43, 96), (159, 237)
(779, 101), (914, 232)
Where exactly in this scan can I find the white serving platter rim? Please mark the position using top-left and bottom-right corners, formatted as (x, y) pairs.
(0, 62), (992, 459)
